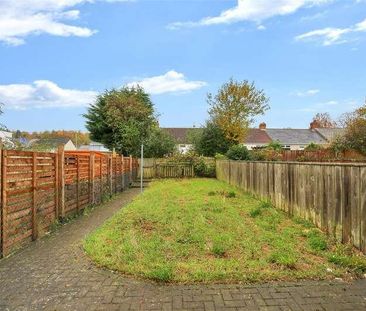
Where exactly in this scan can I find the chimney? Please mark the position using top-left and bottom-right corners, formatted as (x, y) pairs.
(259, 122), (267, 130)
(310, 120), (320, 130)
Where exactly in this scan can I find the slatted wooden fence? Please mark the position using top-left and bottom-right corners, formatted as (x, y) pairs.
(0, 149), (138, 257)
(216, 160), (366, 254)
(138, 158), (194, 179)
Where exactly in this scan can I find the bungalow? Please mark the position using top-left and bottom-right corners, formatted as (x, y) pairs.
(244, 122), (344, 150)
(79, 141), (110, 152)
(163, 123), (344, 153)
(162, 127), (198, 154)
(27, 137), (76, 152)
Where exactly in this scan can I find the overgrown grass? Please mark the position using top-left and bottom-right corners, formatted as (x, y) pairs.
(84, 179), (366, 283)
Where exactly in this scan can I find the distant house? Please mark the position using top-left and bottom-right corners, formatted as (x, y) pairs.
(28, 137), (76, 152)
(244, 122), (344, 151)
(79, 141), (110, 152)
(162, 128), (199, 154)
(0, 130), (14, 148)
(314, 128), (345, 144)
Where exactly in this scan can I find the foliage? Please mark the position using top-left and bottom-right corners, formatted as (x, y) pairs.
(193, 157), (216, 178)
(214, 153), (227, 160)
(226, 145), (251, 161)
(208, 78), (269, 143)
(143, 126), (176, 158)
(341, 104), (366, 155)
(266, 141), (283, 151)
(14, 130), (90, 147)
(304, 143), (323, 151)
(84, 179), (366, 283)
(311, 112), (337, 128)
(193, 121), (235, 157)
(250, 149), (282, 161)
(84, 86), (157, 156)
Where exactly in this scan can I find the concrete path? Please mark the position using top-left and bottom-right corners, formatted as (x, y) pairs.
(1, 188), (366, 311)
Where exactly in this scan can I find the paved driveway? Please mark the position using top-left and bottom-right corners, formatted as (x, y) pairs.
(1, 188), (365, 311)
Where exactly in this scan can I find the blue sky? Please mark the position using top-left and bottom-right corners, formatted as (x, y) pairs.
(0, 0), (365, 132)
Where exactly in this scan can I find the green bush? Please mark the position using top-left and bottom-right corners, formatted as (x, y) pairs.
(193, 157), (216, 177)
(226, 145), (251, 161)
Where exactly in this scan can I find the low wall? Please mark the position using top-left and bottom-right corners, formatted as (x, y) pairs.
(216, 160), (366, 253)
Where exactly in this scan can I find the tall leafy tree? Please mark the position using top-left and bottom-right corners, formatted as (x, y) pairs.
(194, 121), (235, 157)
(208, 78), (269, 143)
(84, 86), (157, 156)
(143, 127), (176, 157)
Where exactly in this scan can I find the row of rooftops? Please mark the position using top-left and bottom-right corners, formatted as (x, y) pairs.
(162, 123), (345, 146)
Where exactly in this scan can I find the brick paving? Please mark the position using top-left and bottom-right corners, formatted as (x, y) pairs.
(1, 187), (366, 311)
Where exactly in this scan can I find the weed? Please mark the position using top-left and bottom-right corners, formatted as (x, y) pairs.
(249, 207), (262, 218)
(147, 265), (173, 282)
(268, 250), (297, 269)
(307, 230), (328, 251)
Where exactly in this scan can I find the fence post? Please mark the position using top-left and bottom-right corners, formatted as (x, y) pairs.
(121, 155), (124, 190)
(55, 152), (59, 220)
(1, 150), (7, 257)
(32, 152), (38, 240)
(100, 156), (103, 202)
(90, 153), (95, 204)
(58, 146), (65, 218)
(109, 155), (113, 197)
(76, 155), (80, 213)
(129, 155), (133, 184)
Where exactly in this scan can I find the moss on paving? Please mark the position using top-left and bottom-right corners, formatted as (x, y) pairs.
(84, 179), (366, 283)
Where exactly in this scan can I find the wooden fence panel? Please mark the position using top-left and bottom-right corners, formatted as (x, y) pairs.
(216, 160), (366, 254)
(0, 149), (138, 257)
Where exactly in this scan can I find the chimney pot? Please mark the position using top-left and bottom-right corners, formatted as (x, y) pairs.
(259, 122), (267, 130)
(310, 121), (320, 129)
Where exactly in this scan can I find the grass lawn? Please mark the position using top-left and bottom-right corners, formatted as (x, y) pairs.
(84, 179), (366, 283)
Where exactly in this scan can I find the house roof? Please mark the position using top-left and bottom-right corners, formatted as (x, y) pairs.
(265, 129), (327, 145)
(162, 128), (200, 144)
(245, 129), (272, 144)
(315, 128), (345, 142)
(29, 137), (73, 148)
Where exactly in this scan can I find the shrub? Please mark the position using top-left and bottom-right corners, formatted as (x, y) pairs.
(266, 141), (283, 151)
(193, 157), (216, 177)
(226, 145), (251, 161)
(304, 143), (323, 152)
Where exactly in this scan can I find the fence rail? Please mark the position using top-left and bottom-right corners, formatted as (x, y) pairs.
(0, 148), (138, 257)
(216, 160), (366, 254)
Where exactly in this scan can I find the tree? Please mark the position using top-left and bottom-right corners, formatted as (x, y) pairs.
(311, 113), (336, 128)
(342, 103), (366, 155)
(143, 127), (176, 157)
(84, 86), (157, 156)
(208, 79), (269, 143)
(194, 121), (235, 157)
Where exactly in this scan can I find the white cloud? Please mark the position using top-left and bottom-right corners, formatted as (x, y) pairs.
(168, 0), (330, 29)
(0, 0), (130, 46)
(127, 71), (207, 95)
(0, 80), (97, 109)
(293, 89), (320, 97)
(296, 17), (366, 45)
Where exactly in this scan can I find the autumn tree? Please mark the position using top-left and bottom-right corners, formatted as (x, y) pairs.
(84, 86), (157, 156)
(208, 79), (269, 143)
(311, 112), (336, 128)
(342, 104), (366, 155)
